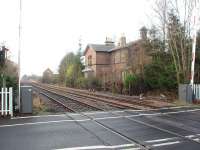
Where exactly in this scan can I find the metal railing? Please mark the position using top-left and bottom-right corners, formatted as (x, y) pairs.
(0, 87), (13, 117)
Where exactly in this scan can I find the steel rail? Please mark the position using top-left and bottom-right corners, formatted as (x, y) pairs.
(99, 108), (200, 147)
(35, 86), (103, 112)
(44, 83), (161, 109)
(33, 83), (200, 147)
(39, 92), (75, 112)
(34, 86), (149, 149)
(33, 83), (150, 110)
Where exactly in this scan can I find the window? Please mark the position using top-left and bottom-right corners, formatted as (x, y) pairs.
(88, 55), (92, 66)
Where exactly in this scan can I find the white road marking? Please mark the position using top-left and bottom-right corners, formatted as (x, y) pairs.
(186, 135), (196, 138)
(145, 137), (177, 143)
(0, 119), (90, 128)
(54, 144), (137, 150)
(10, 113), (147, 121)
(2, 108), (200, 128)
(122, 148), (141, 150)
(84, 109), (140, 115)
(161, 108), (200, 115)
(94, 108), (200, 120)
(152, 141), (181, 147)
(54, 133), (200, 149)
(193, 138), (200, 141)
(110, 110), (127, 113)
(127, 105), (196, 112)
(95, 116), (123, 120)
(137, 113), (162, 116)
(84, 111), (114, 115)
(185, 134), (200, 140)
(161, 106), (191, 109)
(10, 106), (200, 120)
(12, 114), (67, 119)
(145, 133), (200, 144)
(63, 113), (84, 116)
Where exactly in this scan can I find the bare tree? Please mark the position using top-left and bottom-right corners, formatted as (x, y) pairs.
(152, 0), (196, 84)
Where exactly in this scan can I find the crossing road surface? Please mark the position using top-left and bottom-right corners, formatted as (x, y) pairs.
(1, 106), (200, 150)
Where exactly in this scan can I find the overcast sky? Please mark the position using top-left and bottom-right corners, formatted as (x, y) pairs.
(0, 0), (153, 76)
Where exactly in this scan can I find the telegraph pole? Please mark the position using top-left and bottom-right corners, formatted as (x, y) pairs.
(163, 0), (167, 52)
(18, 0), (22, 112)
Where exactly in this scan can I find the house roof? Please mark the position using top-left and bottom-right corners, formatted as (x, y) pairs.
(84, 39), (143, 54)
(84, 44), (115, 54)
(89, 44), (115, 52)
(108, 39), (142, 52)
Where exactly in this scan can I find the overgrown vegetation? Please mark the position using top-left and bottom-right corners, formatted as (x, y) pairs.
(115, 0), (200, 95)
(142, 0), (200, 90)
(58, 51), (84, 87)
(54, 0), (200, 96)
(0, 56), (18, 98)
(144, 53), (177, 90)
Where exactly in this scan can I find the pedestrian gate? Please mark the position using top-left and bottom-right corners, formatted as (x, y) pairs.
(179, 84), (200, 103)
(0, 87), (13, 117)
(193, 84), (200, 102)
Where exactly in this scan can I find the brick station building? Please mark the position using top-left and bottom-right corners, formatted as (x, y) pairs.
(82, 27), (152, 86)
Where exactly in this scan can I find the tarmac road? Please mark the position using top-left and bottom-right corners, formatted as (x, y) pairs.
(1, 106), (200, 150)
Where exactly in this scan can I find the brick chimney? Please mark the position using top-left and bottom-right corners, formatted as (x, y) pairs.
(118, 33), (126, 47)
(140, 26), (148, 40)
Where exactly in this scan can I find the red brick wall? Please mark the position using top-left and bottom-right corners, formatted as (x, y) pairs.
(110, 48), (129, 81)
(84, 47), (111, 78)
(84, 42), (152, 84)
(84, 47), (96, 76)
(96, 52), (110, 65)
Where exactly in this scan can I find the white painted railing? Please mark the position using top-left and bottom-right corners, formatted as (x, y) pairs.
(0, 87), (13, 117)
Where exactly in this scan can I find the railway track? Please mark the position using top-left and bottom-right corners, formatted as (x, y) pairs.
(33, 85), (139, 111)
(33, 83), (160, 110)
(32, 83), (200, 149)
(33, 88), (69, 113)
(32, 84), (149, 149)
(13, 83), (200, 149)
(34, 84), (132, 112)
(34, 87), (102, 112)
(33, 85), (151, 149)
(43, 84), (165, 107)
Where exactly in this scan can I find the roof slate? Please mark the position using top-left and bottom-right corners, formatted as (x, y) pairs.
(89, 44), (115, 52)
(85, 39), (142, 54)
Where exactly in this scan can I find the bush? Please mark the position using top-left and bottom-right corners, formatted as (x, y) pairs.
(123, 74), (138, 95)
(144, 63), (177, 90)
(76, 77), (88, 89)
(124, 74), (137, 89)
(0, 75), (18, 97)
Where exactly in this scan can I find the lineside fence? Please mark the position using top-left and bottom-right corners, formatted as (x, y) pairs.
(179, 84), (200, 103)
(0, 87), (13, 117)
